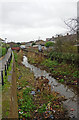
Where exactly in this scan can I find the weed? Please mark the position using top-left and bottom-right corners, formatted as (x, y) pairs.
(59, 79), (64, 83)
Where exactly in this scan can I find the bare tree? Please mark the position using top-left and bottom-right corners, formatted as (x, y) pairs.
(64, 17), (79, 53)
(64, 17), (79, 34)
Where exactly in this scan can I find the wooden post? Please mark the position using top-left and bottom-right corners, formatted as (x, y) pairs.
(5, 64), (7, 76)
(1, 71), (4, 86)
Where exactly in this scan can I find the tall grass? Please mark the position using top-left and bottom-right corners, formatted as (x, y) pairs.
(0, 47), (7, 57)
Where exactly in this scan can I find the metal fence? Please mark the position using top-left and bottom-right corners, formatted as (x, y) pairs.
(0, 52), (12, 86)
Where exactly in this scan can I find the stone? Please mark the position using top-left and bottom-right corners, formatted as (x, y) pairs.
(17, 87), (22, 90)
(49, 115), (54, 119)
(31, 91), (35, 95)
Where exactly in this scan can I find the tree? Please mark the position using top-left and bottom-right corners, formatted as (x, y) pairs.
(45, 41), (54, 47)
(64, 17), (79, 53)
(64, 18), (79, 34)
(32, 42), (36, 46)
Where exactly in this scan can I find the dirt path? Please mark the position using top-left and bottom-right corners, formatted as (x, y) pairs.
(8, 59), (18, 119)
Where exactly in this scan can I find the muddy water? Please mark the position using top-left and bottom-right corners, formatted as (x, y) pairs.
(22, 56), (79, 119)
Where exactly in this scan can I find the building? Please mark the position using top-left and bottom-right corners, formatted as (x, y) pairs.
(35, 40), (46, 46)
(0, 38), (5, 46)
(11, 47), (20, 52)
(25, 41), (33, 48)
(46, 36), (55, 43)
(20, 45), (26, 49)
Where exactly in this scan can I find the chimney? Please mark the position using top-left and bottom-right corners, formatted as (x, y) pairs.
(52, 36), (54, 39)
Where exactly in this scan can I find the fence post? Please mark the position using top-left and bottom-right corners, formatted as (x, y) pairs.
(5, 64), (7, 76)
(1, 71), (4, 86)
(6, 61), (8, 70)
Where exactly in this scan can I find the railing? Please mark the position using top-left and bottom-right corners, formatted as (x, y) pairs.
(1, 52), (12, 86)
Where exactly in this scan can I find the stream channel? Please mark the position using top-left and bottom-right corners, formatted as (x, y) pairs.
(22, 56), (79, 119)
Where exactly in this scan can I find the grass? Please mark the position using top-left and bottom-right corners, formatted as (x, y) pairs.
(14, 51), (69, 119)
(0, 47), (7, 58)
(42, 59), (79, 87)
(26, 51), (79, 90)
(2, 54), (13, 118)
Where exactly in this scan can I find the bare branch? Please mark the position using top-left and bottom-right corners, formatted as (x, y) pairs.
(64, 18), (79, 34)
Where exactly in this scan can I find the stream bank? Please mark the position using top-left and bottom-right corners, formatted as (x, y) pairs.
(23, 50), (79, 119)
(25, 51), (79, 92)
(14, 51), (70, 120)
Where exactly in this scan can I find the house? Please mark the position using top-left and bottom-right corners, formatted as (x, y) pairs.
(35, 40), (46, 46)
(46, 38), (51, 42)
(7, 42), (17, 48)
(55, 33), (77, 45)
(0, 38), (5, 46)
(11, 47), (20, 52)
(20, 45), (26, 49)
(25, 41), (33, 48)
(32, 45), (38, 48)
(46, 36), (55, 43)
(20, 42), (26, 45)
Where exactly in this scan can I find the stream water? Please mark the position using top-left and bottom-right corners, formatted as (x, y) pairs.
(22, 56), (79, 119)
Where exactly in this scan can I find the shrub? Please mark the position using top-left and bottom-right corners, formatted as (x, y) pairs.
(45, 41), (54, 47)
(0, 47), (7, 57)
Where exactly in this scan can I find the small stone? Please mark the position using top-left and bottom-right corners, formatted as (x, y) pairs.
(37, 89), (40, 92)
(70, 108), (75, 111)
(26, 85), (30, 88)
(49, 115), (54, 119)
(53, 110), (55, 113)
(31, 91), (35, 95)
(17, 87), (22, 90)
(50, 107), (53, 111)
(23, 87), (26, 90)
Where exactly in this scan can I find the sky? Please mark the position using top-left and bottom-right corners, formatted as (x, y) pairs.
(0, 0), (78, 43)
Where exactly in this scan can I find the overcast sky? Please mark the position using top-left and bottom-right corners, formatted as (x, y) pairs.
(0, 0), (78, 42)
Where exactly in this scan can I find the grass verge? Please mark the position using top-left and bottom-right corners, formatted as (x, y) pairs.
(2, 54), (13, 118)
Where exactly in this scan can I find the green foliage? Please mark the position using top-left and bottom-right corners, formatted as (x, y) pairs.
(38, 104), (46, 113)
(14, 52), (18, 62)
(12, 44), (20, 47)
(54, 35), (77, 53)
(32, 42), (36, 46)
(0, 47), (7, 57)
(49, 51), (79, 64)
(59, 79), (64, 83)
(42, 58), (58, 68)
(17, 42), (21, 46)
(18, 87), (36, 118)
(45, 41), (54, 47)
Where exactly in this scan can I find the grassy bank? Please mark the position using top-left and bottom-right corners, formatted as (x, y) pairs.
(2, 54), (13, 118)
(0, 47), (7, 58)
(26, 51), (79, 90)
(14, 51), (69, 120)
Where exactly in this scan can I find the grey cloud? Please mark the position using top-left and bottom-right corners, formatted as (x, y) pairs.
(0, 0), (77, 42)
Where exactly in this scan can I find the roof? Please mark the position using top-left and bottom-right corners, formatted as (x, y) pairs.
(0, 38), (4, 41)
(11, 47), (20, 50)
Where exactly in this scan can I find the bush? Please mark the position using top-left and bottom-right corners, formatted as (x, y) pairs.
(32, 42), (36, 46)
(14, 52), (18, 62)
(49, 51), (79, 64)
(45, 41), (54, 47)
(0, 47), (7, 57)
